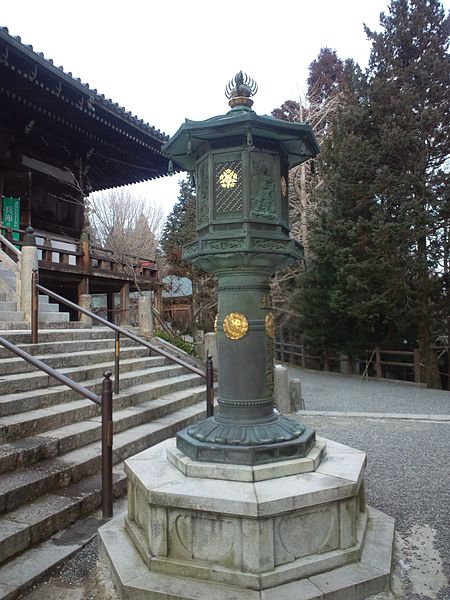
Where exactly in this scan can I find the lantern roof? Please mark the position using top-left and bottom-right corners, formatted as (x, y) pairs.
(163, 72), (320, 172)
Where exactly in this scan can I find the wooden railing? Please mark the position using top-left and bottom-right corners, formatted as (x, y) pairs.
(0, 224), (158, 283)
(274, 338), (423, 385)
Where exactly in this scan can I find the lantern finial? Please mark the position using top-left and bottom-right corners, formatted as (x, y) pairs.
(225, 71), (258, 108)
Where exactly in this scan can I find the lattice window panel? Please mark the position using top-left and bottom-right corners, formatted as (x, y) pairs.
(215, 160), (243, 215)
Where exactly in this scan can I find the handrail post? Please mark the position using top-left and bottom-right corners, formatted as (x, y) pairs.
(114, 331), (120, 395)
(101, 371), (113, 519)
(206, 352), (214, 417)
(31, 269), (39, 344)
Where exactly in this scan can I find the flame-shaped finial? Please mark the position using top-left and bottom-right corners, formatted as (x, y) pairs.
(225, 71), (258, 108)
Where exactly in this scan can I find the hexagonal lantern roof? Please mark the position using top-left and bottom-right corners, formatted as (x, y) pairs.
(163, 72), (320, 172)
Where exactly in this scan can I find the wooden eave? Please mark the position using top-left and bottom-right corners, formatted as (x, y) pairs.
(0, 27), (173, 191)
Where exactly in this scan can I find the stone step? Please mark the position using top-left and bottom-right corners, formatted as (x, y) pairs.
(0, 335), (137, 360)
(38, 302), (58, 313)
(0, 403), (204, 568)
(0, 385), (206, 475)
(37, 311), (70, 323)
(0, 355), (174, 416)
(0, 352), (168, 396)
(0, 279), (16, 294)
(0, 302), (17, 312)
(0, 263), (14, 271)
(0, 368), (202, 443)
(0, 321), (89, 331)
(0, 498), (128, 600)
(0, 327), (115, 345)
(0, 312), (25, 323)
(0, 400), (205, 520)
(0, 343), (150, 376)
(0, 325), (209, 599)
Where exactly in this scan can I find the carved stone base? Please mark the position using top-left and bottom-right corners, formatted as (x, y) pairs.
(99, 437), (394, 599)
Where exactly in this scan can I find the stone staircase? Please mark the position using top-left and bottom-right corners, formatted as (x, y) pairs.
(0, 262), (71, 328)
(0, 327), (206, 599)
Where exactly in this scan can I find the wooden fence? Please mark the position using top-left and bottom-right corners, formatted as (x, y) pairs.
(274, 338), (422, 385)
(0, 225), (158, 283)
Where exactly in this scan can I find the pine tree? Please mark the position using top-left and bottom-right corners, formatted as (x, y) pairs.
(364, 0), (450, 387)
(297, 67), (396, 356)
(160, 178), (196, 277)
(160, 177), (217, 333)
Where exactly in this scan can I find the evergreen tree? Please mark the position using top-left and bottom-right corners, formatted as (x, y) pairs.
(297, 0), (449, 387)
(296, 65), (393, 356)
(364, 0), (450, 387)
(160, 177), (217, 333)
(160, 178), (196, 277)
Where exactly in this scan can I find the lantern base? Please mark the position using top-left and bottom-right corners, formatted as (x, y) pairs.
(99, 437), (394, 600)
(176, 416), (316, 465)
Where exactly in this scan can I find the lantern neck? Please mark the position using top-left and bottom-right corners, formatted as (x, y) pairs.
(227, 104), (255, 117)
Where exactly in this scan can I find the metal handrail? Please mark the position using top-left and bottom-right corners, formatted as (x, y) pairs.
(0, 335), (113, 518)
(31, 274), (214, 415)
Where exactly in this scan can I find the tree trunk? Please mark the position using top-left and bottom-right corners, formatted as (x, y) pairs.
(417, 235), (441, 389)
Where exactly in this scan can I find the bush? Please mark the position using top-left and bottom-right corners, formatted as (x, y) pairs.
(155, 329), (197, 357)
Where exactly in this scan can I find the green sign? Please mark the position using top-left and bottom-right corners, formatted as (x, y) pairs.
(2, 196), (20, 244)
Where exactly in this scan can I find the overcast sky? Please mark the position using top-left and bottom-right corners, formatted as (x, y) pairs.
(3, 0), (449, 217)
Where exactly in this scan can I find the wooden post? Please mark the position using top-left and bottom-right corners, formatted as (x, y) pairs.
(323, 349), (330, 371)
(26, 172), (32, 226)
(375, 347), (382, 378)
(347, 355), (354, 375)
(288, 329), (293, 364)
(413, 348), (421, 384)
(43, 236), (52, 263)
(119, 283), (130, 327)
(154, 288), (162, 315)
(78, 277), (89, 299)
(80, 231), (91, 273)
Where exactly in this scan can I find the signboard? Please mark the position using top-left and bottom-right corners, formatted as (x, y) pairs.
(2, 196), (20, 245)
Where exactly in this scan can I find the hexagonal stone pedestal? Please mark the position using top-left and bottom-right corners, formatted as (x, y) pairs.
(99, 437), (394, 600)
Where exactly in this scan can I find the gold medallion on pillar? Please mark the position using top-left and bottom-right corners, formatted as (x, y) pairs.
(223, 312), (248, 340)
(265, 312), (275, 338)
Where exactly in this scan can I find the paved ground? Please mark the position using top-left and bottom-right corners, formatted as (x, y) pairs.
(19, 370), (450, 600)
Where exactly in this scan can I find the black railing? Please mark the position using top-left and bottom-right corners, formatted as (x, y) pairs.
(31, 272), (214, 414)
(0, 335), (114, 518)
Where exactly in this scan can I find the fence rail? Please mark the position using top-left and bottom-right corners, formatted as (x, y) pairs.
(274, 338), (426, 385)
(0, 223), (159, 283)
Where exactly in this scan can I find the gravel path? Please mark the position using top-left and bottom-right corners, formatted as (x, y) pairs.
(19, 371), (450, 600)
(301, 414), (450, 599)
(288, 367), (450, 415)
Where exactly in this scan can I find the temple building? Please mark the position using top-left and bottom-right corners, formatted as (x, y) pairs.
(0, 26), (171, 320)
